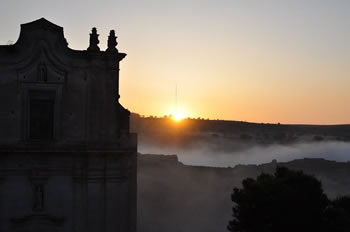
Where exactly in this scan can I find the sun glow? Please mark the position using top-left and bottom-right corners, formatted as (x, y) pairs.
(172, 111), (185, 122)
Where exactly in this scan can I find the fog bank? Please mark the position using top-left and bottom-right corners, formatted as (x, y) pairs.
(139, 141), (350, 167)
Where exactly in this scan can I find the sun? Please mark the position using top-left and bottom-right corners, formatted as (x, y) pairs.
(172, 111), (185, 122)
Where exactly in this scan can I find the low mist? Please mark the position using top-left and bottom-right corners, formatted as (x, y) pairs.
(139, 141), (350, 167)
(138, 140), (350, 232)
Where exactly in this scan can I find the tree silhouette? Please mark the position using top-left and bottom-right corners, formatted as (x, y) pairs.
(322, 196), (350, 232)
(228, 167), (330, 232)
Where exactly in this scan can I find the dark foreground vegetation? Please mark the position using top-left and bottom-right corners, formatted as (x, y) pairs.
(228, 167), (350, 232)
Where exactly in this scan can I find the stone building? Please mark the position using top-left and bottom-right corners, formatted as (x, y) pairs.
(0, 18), (137, 232)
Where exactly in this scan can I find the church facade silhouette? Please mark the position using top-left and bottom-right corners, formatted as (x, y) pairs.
(0, 18), (137, 232)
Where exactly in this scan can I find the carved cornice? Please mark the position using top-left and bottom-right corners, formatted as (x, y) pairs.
(72, 166), (130, 183)
(105, 168), (130, 183)
(11, 213), (64, 227)
(29, 168), (49, 184)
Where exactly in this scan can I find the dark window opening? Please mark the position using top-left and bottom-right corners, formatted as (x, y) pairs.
(29, 92), (55, 140)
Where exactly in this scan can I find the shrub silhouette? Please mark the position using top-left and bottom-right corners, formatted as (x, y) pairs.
(322, 196), (350, 231)
(228, 167), (330, 232)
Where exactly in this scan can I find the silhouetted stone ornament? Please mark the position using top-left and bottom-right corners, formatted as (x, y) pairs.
(87, 27), (100, 51)
(106, 30), (118, 53)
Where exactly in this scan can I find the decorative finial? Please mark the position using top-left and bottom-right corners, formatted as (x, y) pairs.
(106, 30), (118, 53)
(87, 27), (100, 51)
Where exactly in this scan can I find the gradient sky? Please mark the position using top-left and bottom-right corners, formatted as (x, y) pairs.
(1, 0), (349, 124)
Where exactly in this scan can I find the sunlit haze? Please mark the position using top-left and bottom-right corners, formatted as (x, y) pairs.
(1, 0), (349, 124)
(171, 111), (185, 122)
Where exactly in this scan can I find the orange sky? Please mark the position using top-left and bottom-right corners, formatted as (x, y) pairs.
(1, 1), (349, 124)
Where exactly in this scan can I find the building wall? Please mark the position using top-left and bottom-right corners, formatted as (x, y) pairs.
(0, 152), (137, 232)
(0, 18), (137, 232)
(0, 18), (129, 145)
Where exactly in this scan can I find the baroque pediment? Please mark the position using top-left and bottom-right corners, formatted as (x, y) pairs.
(16, 18), (68, 50)
(0, 18), (127, 65)
(16, 47), (67, 84)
